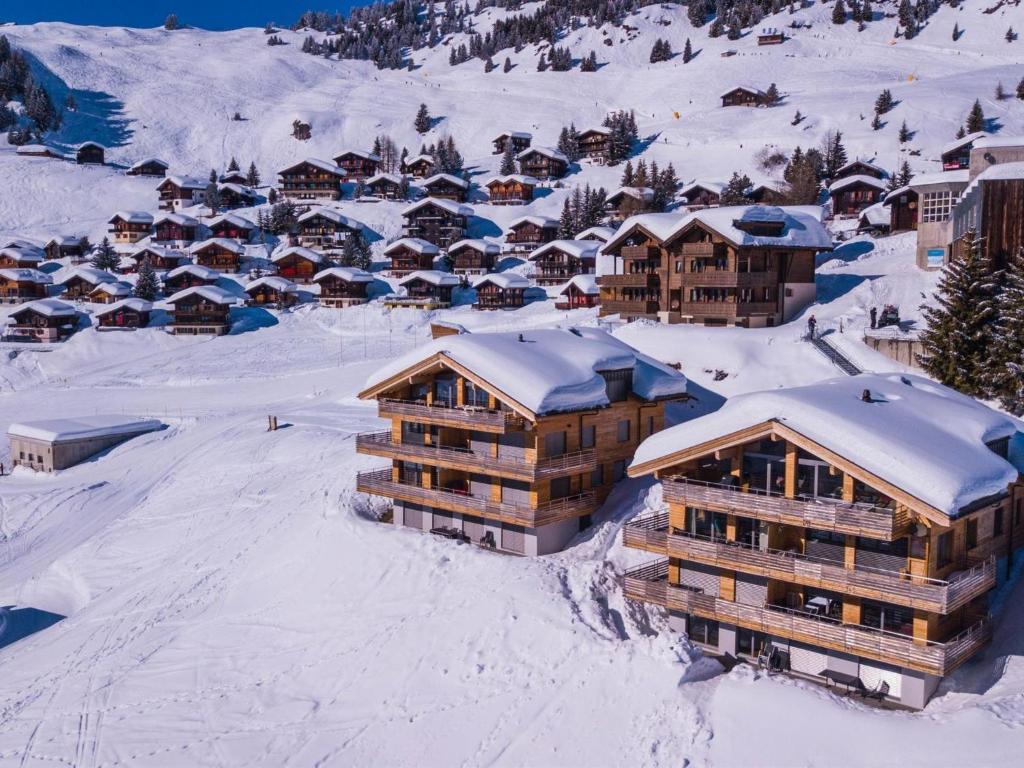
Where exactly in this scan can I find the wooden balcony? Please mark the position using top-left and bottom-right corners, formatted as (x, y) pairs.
(663, 478), (911, 540)
(678, 301), (778, 318)
(356, 431), (597, 482)
(598, 273), (660, 289)
(679, 242), (725, 257)
(601, 300), (660, 316)
(621, 245), (661, 261)
(684, 271), (776, 289)
(356, 468), (597, 527)
(623, 514), (995, 614)
(623, 560), (991, 676)
(378, 398), (525, 434)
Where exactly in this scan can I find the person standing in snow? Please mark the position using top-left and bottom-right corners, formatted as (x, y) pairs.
(807, 315), (817, 339)
(870, 306), (877, 329)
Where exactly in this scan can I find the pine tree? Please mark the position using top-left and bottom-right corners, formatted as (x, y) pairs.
(134, 256), (159, 300)
(765, 83), (781, 106)
(688, 0), (708, 28)
(871, 113), (882, 131)
(500, 141), (516, 175)
(414, 103), (431, 134)
(995, 82), (1006, 101)
(206, 179), (221, 212)
(341, 230), (372, 270)
(90, 237), (119, 272)
(581, 51), (598, 72)
(918, 231), (1000, 396)
(952, 23), (960, 41)
(965, 99), (985, 133)
(683, 38), (693, 63)
(246, 162), (261, 188)
(895, 160), (912, 187)
(832, 0), (847, 24)
(955, 125), (967, 139)
(1007, 27), (1017, 43)
(1018, 77), (1024, 100)
(898, 120), (911, 143)
(164, 14), (179, 31)
(484, 56), (495, 73)
(227, 156), (240, 172)
(792, 110), (804, 126)
(993, 248), (1024, 413)
(620, 160), (634, 187)
(874, 88), (894, 115)
(721, 172), (754, 205)
(503, 57), (512, 73)
(822, 130), (848, 178)
(558, 198), (574, 238)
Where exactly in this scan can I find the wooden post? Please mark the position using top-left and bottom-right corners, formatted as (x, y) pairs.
(784, 441), (797, 498)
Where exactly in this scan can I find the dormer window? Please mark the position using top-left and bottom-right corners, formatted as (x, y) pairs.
(602, 369), (633, 402)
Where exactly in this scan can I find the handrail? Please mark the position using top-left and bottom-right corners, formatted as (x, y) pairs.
(379, 398), (525, 429)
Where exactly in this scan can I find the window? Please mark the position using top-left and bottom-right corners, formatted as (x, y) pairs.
(994, 507), (1005, 537)
(18, 451), (24, 459)
(921, 190), (956, 222)
(617, 419), (631, 443)
(936, 531), (953, 568)
(602, 369), (632, 402)
(646, 415), (655, 438)
(581, 425), (596, 449)
(966, 517), (978, 550)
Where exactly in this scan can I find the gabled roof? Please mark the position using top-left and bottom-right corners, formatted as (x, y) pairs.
(166, 264), (221, 281)
(507, 215), (558, 230)
(835, 160), (888, 178)
(272, 246), (323, 264)
(246, 276), (298, 293)
(57, 266), (117, 286)
(401, 197), (472, 217)
(561, 274), (599, 295)
(0, 268), (51, 284)
(154, 212), (200, 227)
(882, 185), (914, 202)
(472, 272), (530, 290)
(630, 374), (1019, 520)
(578, 126), (611, 138)
(366, 172), (404, 186)
(333, 149), (381, 162)
(193, 238), (246, 255)
(130, 158), (169, 170)
(400, 270), (460, 287)
(94, 297), (153, 316)
(680, 180), (725, 198)
(941, 131), (989, 156)
(208, 213), (255, 230)
(166, 285), (237, 305)
(280, 158), (344, 176)
(0, 246), (44, 263)
(448, 238), (501, 255)
(485, 174), (540, 187)
(130, 244), (185, 261)
(493, 130), (532, 141)
(384, 237), (439, 256)
(607, 186), (655, 204)
(13, 298), (77, 317)
(90, 281), (133, 297)
(528, 239), (601, 262)
(828, 174), (888, 193)
(159, 175), (206, 190)
(858, 202), (890, 227)
(422, 173), (470, 190)
(517, 146), (569, 163)
(77, 141), (105, 151)
(403, 154), (434, 166)
(313, 266), (374, 283)
(296, 207), (362, 229)
(360, 327), (687, 418)
(109, 210), (154, 225)
(574, 226), (616, 242)
(45, 235), (87, 248)
(217, 182), (258, 197)
(8, 415), (161, 443)
(720, 85), (765, 97)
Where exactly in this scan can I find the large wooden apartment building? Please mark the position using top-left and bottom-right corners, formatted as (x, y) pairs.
(355, 327), (687, 555)
(622, 374), (1020, 708)
(597, 205), (831, 327)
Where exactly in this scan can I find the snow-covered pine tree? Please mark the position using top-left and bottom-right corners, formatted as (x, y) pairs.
(898, 120), (911, 143)
(995, 82), (1006, 101)
(164, 14), (179, 31)
(341, 230), (372, 270)
(557, 198), (574, 238)
(871, 113), (882, 131)
(90, 237), (119, 272)
(918, 230), (1001, 397)
(500, 142), (516, 175)
(134, 256), (159, 300)
(965, 99), (985, 133)
(414, 103), (431, 134)
(246, 162), (261, 188)
(765, 83), (780, 106)
(992, 248), (1024, 414)
(580, 51), (598, 72)
(832, 0), (847, 25)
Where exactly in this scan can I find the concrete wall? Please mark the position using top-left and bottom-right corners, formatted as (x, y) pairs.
(781, 282), (816, 323)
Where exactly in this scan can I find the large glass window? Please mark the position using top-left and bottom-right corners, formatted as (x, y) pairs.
(861, 600), (913, 637)
(742, 439), (786, 496)
(462, 380), (490, 407)
(434, 374), (457, 406)
(797, 450), (843, 500)
(921, 190), (956, 222)
(682, 507), (728, 539)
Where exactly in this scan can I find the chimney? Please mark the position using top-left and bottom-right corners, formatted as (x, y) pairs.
(861, 389), (872, 403)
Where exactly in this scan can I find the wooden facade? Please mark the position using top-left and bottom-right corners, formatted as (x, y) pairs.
(577, 128), (611, 162)
(830, 178), (885, 216)
(402, 200), (469, 249)
(127, 247), (187, 272)
(127, 159), (169, 177)
(505, 218), (558, 251)
(401, 155), (434, 179)
(157, 177), (205, 210)
(556, 279), (599, 310)
(193, 241), (243, 272)
(295, 210), (361, 250)
(473, 277), (529, 310)
(76, 142), (105, 165)
(278, 160), (343, 201)
(386, 241), (438, 276)
(209, 216), (255, 242)
(529, 243), (597, 286)
(333, 151), (380, 181)
(245, 279), (299, 308)
(44, 237), (89, 262)
(0, 270), (50, 304)
(95, 302), (151, 329)
(163, 266), (220, 292)
(757, 29), (785, 45)
(421, 174), (470, 203)
(313, 268), (372, 308)
(721, 87), (765, 107)
(448, 241), (498, 275)
(272, 248), (322, 283)
(6, 302), (78, 343)
(492, 132), (532, 155)
(518, 148), (568, 180)
(108, 213), (153, 245)
(167, 289), (233, 336)
(390, 275), (457, 309)
(486, 176), (536, 205)
(952, 178), (1024, 272)
(365, 174), (405, 200)
(153, 217), (199, 245)
(888, 188), (919, 233)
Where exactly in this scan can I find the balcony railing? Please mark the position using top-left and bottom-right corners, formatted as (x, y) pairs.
(677, 301), (778, 318)
(378, 398), (525, 432)
(356, 468), (597, 526)
(598, 273), (660, 288)
(601, 300), (661, 316)
(356, 431), (597, 481)
(623, 560), (991, 676)
(662, 478), (910, 540)
(684, 271), (776, 289)
(623, 513), (995, 614)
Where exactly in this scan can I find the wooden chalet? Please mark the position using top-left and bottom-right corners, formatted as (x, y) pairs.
(219, 170), (248, 185)
(6, 299), (79, 343)
(128, 158), (169, 177)
(94, 298), (152, 330)
(88, 282), (133, 304)
(940, 132), (988, 172)
(217, 183), (258, 210)
(528, 240), (599, 286)
(447, 239), (500, 276)
(757, 28), (785, 45)
(386, 270), (460, 309)
(333, 150), (381, 181)
(556, 274), (600, 310)
(0, 245), (44, 269)
(834, 160), (887, 182)
(622, 373), (1020, 708)
(681, 181), (725, 208)
(193, 238), (246, 273)
(472, 273), (530, 310)
(208, 213), (256, 242)
(421, 173), (470, 203)
(153, 213), (200, 246)
(245, 276), (300, 308)
(58, 267), (117, 299)
(278, 158), (344, 201)
(354, 326), (688, 555)
(401, 154), (435, 179)
(313, 266), (373, 308)
(575, 226), (616, 244)
(720, 86), (766, 108)
(829, 175), (887, 216)
(157, 176), (207, 211)
(108, 211), (154, 245)
(384, 238), (439, 276)
(295, 208), (362, 251)
(0, 268), (51, 304)
(44, 236), (89, 262)
(492, 131), (532, 155)
(486, 175), (538, 205)
(951, 156), (1024, 272)
(127, 245), (188, 272)
(75, 142), (105, 165)
(505, 216), (559, 252)
(607, 187), (655, 220)
(272, 246), (323, 283)
(578, 127), (611, 163)
(598, 205), (831, 327)
(885, 186), (919, 232)
(365, 173), (406, 201)
(165, 286), (235, 336)
(401, 198), (470, 250)
(163, 264), (221, 292)
(518, 147), (569, 180)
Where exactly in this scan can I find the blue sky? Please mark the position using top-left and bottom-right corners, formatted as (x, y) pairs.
(3, 1), (356, 31)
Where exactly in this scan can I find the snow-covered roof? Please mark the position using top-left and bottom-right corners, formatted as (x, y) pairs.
(166, 264), (221, 281)
(494, 130), (532, 140)
(561, 274), (599, 295)
(972, 135), (1024, 150)
(472, 272), (530, 290)
(605, 206), (832, 252)
(720, 85), (765, 97)
(579, 126), (612, 137)
(166, 285), (237, 305)
(399, 270), (459, 287)
(909, 169), (970, 188)
(57, 266), (117, 286)
(0, 246), (43, 263)
(449, 238), (501, 255)
(94, 298), (153, 316)
(403, 154), (434, 166)
(401, 197), (472, 217)
(154, 212), (199, 227)
(77, 141), (105, 151)
(517, 146), (569, 163)
(282, 158), (343, 175)
(529, 240), (601, 261)
(507, 215), (558, 230)
(680, 180), (725, 197)
(209, 213), (255, 229)
(13, 299), (77, 318)
(217, 182), (257, 197)
(940, 132), (989, 156)
(858, 202), (890, 227)
(130, 157), (169, 170)
(334, 149), (381, 162)
(366, 172), (404, 186)
(45, 235), (86, 248)
(313, 266), (373, 283)
(109, 211), (154, 225)
(0, 268), (51, 284)
(161, 175), (206, 190)
(422, 173), (470, 190)
(15, 144), (55, 155)
(960, 162), (1024, 200)
(272, 246), (323, 264)
(631, 374), (1019, 518)
(608, 186), (655, 203)
(384, 237), (439, 256)
(485, 174), (540, 187)
(194, 238), (245, 255)
(363, 328), (687, 416)
(883, 185), (912, 202)
(575, 226), (616, 242)
(91, 281), (133, 297)
(8, 415), (162, 444)
(828, 175), (888, 193)
(835, 160), (887, 177)
(297, 207), (362, 228)
(246, 276), (298, 293)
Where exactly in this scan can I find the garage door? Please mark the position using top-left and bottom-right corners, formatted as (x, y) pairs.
(502, 523), (525, 554)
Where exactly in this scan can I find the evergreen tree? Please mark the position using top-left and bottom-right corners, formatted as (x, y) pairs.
(832, 0), (847, 25)
(966, 99), (986, 133)
(688, 0), (708, 28)
(1017, 77), (1024, 100)
(874, 88), (894, 115)
(414, 103), (431, 134)
(558, 198), (574, 238)
(227, 156), (240, 172)
(952, 23), (960, 41)
(765, 83), (781, 106)
(822, 130), (848, 178)
(720, 172), (754, 205)
(894, 160), (912, 187)
(90, 237), (119, 272)
(955, 125), (967, 139)
(206, 179), (221, 212)
(918, 231), (1000, 396)
(134, 256), (159, 300)
(993, 248), (1024, 414)
(581, 51), (598, 72)
(503, 57), (512, 73)
(898, 120), (911, 143)
(164, 14), (179, 31)
(341, 230), (372, 270)
(683, 38), (693, 63)
(246, 162), (261, 188)
(1007, 27), (1016, 43)
(861, 0), (873, 21)
(792, 110), (804, 125)
(871, 113), (883, 131)
(500, 141), (516, 175)
(620, 160), (634, 187)
(995, 82), (1007, 101)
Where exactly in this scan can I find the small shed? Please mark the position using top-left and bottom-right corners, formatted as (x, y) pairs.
(9, 415), (162, 472)
(76, 142), (106, 165)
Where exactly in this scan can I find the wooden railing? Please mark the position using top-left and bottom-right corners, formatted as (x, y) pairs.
(598, 273), (660, 288)
(356, 431), (597, 481)
(601, 300), (661, 316)
(662, 478), (910, 540)
(678, 301), (778, 318)
(623, 559), (991, 675)
(378, 399), (525, 432)
(622, 513), (995, 613)
(684, 271), (777, 289)
(356, 468), (597, 527)
(678, 242), (724, 256)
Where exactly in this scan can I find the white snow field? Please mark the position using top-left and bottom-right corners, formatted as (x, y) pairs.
(0, 1), (1023, 765)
